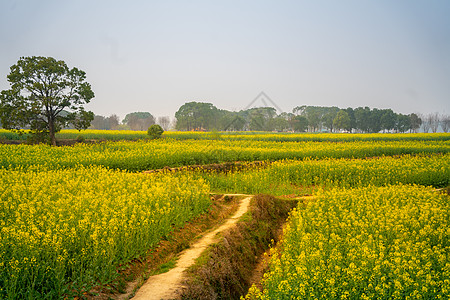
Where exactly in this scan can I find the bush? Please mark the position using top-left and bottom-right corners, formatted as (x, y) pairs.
(147, 124), (164, 139)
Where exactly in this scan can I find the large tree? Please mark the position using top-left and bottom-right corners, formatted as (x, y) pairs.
(0, 56), (94, 145)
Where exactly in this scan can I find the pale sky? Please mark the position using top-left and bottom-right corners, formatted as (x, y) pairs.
(1, 0), (449, 120)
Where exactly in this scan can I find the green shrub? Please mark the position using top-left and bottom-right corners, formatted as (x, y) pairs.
(147, 124), (164, 139)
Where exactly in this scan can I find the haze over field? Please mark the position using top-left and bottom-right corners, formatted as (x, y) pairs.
(1, 0), (449, 119)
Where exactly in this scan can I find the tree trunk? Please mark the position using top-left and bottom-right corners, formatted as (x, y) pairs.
(49, 120), (56, 146)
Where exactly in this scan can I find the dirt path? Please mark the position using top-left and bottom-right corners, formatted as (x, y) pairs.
(131, 194), (252, 300)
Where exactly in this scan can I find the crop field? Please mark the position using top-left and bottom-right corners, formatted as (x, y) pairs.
(199, 154), (449, 195)
(2, 129), (450, 142)
(0, 167), (210, 298)
(165, 131), (450, 142)
(1, 138), (449, 171)
(0, 132), (449, 299)
(0, 129), (149, 141)
(246, 185), (449, 299)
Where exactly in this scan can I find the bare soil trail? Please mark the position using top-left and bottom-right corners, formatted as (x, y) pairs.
(131, 194), (252, 300)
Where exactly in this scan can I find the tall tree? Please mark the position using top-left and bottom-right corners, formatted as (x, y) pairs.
(0, 56), (94, 145)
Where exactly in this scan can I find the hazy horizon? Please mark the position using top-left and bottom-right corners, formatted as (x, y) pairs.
(1, 1), (449, 121)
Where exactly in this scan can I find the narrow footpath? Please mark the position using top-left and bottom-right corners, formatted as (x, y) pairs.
(131, 195), (252, 300)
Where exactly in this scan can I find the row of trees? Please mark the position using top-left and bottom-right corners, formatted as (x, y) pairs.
(292, 106), (423, 133)
(90, 112), (172, 131)
(174, 102), (449, 133)
(68, 106), (450, 134)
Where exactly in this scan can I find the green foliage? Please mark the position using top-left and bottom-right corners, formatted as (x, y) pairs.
(0, 56), (94, 145)
(147, 124), (164, 139)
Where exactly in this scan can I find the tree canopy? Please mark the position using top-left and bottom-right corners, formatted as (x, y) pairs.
(0, 56), (94, 145)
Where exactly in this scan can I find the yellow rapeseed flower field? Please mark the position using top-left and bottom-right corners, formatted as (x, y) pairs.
(1, 132), (449, 299)
(201, 154), (449, 194)
(0, 166), (210, 298)
(1, 138), (448, 171)
(246, 185), (450, 299)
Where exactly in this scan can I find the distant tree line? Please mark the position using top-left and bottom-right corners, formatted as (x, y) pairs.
(174, 101), (449, 133)
(88, 112), (172, 131)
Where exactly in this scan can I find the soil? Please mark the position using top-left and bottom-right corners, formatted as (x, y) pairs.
(130, 195), (252, 300)
(142, 161), (269, 174)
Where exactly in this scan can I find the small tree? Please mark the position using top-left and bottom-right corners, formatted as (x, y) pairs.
(147, 124), (164, 139)
(0, 56), (94, 145)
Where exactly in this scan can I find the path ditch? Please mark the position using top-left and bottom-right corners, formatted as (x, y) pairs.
(125, 194), (301, 300)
